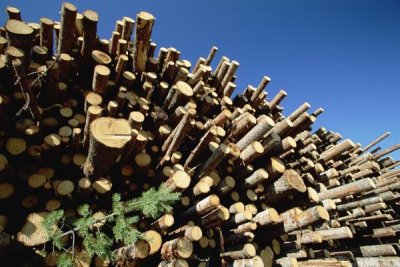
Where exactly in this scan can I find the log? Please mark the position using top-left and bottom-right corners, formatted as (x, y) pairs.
(197, 141), (231, 178)
(133, 12), (155, 73)
(359, 244), (397, 257)
(142, 230), (163, 255)
(164, 170), (191, 192)
(6, 6), (22, 20)
(114, 239), (150, 262)
(17, 212), (50, 246)
(316, 227), (353, 241)
(221, 243), (256, 260)
(362, 131), (391, 152)
(83, 117), (131, 178)
(81, 10), (98, 60)
(236, 115), (275, 150)
(92, 65), (110, 95)
(158, 259), (189, 267)
(83, 105), (102, 149)
(57, 2), (77, 54)
(355, 257), (400, 267)
(6, 19), (33, 65)
(181, 194), (220, 218)
(161, 237), (193, 260)
(229, 256), (264, 267)
(317, 178), (376, 201)
(319, 139), (355, 162)
(243, 168), (269, 188)
(253, 208), (280, 227)
(227, 112), (257, 141)
(39, 18), (53, 57)
(262, 169), (306, 204)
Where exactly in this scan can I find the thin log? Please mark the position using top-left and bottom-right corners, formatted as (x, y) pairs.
(133, 12), (155, 73)
(58, 2), (77, 54)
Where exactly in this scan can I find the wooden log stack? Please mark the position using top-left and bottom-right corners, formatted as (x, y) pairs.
(0, 3), (399, 267)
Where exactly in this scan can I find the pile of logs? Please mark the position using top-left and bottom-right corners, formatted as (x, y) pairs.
(0, 3), (399, 267)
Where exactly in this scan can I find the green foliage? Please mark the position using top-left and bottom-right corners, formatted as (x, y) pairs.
(73, 204), (93, 238)
(77, 204), (91, 217)
(83, 232), (113, 260)
(124, 184), (181, 218)
(42, 210), (64, 237)
(42, 183), (181, 266)
(42, 210), (66, 250)
(56, 253), (74, 267)
(113, 214), (140, 245)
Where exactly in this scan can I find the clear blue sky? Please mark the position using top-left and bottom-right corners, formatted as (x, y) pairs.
(2, 0), (399, 160)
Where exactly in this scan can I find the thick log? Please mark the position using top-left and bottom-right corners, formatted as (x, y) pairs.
(83, 117), (131, 178)
(262, 169), (306, 204)
(142, 230), (163, 255)
(236, 115), (275, 150)
(355, 257), (400, 267)
(197, 141), (231, 178)
(164, 170), (191, 192)
(253, 208), (280, 227)
(114, 239), (150, 261)
(6, 19), (33, 65)
(160, 237), (193, 260)
(227, 112), (257, 141)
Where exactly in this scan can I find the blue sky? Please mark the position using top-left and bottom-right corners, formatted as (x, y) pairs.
(2, 0), (399, 160)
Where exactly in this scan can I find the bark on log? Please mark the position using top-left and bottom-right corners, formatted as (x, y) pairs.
(317, 178), (376, 201)
(160, 237), (193, 260)
(236, 115), (275, 150)
(355, 257), (400, 267)
(133, 12), (155, 73)
(262, 169), (306, 204)
(57, 2), (77, 54)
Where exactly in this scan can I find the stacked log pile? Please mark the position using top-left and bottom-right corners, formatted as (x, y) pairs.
(0, 3), (399, 267)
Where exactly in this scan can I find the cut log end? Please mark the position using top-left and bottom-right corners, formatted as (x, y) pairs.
(90, 117), (131, 148)
(143, 230), (162, 255)
(138, 11), (155, 21)
(6, 19), (33, 35)
(284, 169), (306, 193)
(175, 81), (193, 97)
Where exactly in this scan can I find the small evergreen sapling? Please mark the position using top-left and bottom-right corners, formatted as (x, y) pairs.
(42, 184), (180, 267)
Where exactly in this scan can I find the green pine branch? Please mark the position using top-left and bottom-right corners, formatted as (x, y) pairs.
(42, 183), (180, 266)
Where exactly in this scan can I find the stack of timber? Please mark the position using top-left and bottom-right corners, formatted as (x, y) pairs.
(0, 3), (400, 267)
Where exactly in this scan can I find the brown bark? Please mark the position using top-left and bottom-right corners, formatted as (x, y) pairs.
(133, 12), (155, 73)
(58, 2), (77, 54)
